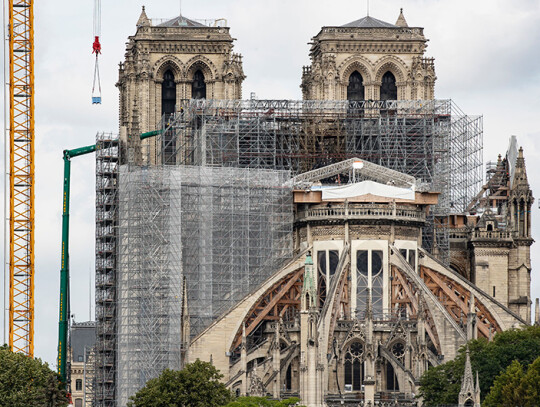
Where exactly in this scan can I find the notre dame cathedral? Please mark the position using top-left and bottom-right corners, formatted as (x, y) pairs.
(91, 7), (535, 407)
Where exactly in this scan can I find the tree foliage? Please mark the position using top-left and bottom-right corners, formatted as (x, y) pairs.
(224, 396), (305, 407)
(483, 356), (540, 407)
(418, 325), (540, 406)
(0, 344), (68, 407)
(127, 359), (233, 407)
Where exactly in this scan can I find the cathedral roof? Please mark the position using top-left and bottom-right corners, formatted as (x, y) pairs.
(157, 15), (206, 27)
(341, 16), (397, 28)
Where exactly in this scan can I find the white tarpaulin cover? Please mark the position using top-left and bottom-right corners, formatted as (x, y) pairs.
(320, 180), (415, 201)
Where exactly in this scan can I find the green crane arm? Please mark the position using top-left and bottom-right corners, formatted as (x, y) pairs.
(57, 144), (98, 386)
(140, 129), (162, 140)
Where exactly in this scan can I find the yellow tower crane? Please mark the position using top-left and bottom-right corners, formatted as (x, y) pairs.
(7, 0), (35, 356)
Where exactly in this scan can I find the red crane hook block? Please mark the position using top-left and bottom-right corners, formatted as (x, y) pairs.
(92, 36), (101, 54)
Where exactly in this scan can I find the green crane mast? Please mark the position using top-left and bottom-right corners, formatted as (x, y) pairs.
(57, 131), (159, 389)
(57, 144), (98, 386)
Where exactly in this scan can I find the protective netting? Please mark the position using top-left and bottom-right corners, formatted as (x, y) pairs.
(115, 165), (292, 405)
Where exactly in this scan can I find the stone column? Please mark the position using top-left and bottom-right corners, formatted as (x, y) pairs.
(240, 324), (248, 396)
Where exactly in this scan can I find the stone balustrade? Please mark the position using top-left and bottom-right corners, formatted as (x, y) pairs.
(296, 204), (425, 224)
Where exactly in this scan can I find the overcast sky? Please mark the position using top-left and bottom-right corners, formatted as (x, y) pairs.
(1, 0), (540, 368)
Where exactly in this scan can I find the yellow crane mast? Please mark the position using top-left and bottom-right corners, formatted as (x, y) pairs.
(8, 0), (35, 356)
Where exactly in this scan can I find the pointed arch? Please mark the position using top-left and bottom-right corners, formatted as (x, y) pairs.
(374, 56), (408, 83)
(342, 341), (365, 391)
(380, 71), (398, 101)
(338, 56), (373, 84)
(347, 71), (365, 101)
(379, 348), (407, 391)
(161, 69), (176, 115)
(185, 55), (218, 81)
(153, 55), (184, 80)
(192, 70), (206, 99)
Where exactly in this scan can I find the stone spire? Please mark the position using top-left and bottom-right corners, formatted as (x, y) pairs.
(395, 8), (409, 27)
(137, 6), (151, 28)
(475, 372), (481, 405)
(459, 347), (480, 407)
(509, 146), (534, 239)
(513, 147), (530, 190)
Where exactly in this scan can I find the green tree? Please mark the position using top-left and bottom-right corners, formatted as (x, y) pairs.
(224, 396), (305, 407)
(127, 359), (233, 407)
(0, 344), (68, 407)
(483, 360), (525, 407)
(418, 326), (540, 406)
(483, 356), (540, 407)
(519, 355), (540, 407)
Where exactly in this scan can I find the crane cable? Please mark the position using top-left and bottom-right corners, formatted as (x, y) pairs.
(92, 0), (102, 104)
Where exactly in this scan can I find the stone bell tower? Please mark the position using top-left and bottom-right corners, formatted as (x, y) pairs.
(117, 7), (245, 164)
(301, 9), (436, 101)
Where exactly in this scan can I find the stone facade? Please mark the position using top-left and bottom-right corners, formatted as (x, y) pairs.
(301, 10), (436, 101)
(449, 146), (534, 323)
(117, 7), (245, 165)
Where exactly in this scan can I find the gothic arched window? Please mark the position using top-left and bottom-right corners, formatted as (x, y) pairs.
(317, 251), (327, 308)
(344, 342), (364, 391)
(372, 250), (384, 316)
(347, 71), (364, 101)
(285, 364), (292, 390)
(380, 71), (397, 101)
(356, 250), (369, 314)
(385, 360), (399, 391)
(161, 69), (176, 115)
(192, 69), (206, 99)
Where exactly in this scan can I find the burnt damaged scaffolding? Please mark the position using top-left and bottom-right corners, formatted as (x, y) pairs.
(155, 99), (483, 261)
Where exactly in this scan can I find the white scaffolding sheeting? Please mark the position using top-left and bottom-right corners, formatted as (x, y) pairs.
(116, 165), (292, 404)
(321, 181), (415, 201)
(176, 166), (293, 336)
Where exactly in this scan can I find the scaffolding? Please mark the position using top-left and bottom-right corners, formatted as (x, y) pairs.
(175, 166), (292, 335)
(156, 99), (482, 260)
(157, 99), (481, 211)
(95, 132), (119, 407)
(115, 165), (291, 405)
(84, 346), (96, 407)
(98, 99), (481, 404)
(116, 166), (183, 407)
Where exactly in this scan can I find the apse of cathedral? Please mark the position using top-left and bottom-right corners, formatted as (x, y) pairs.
(109, 7), (535, 407)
